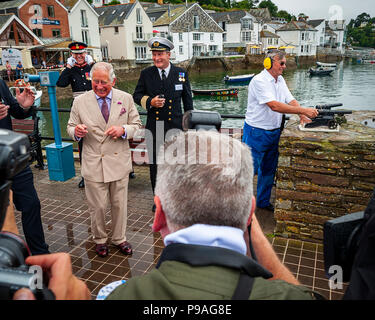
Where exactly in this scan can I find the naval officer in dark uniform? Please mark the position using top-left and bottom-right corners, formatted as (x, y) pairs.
(57, 42), (94, 189)
(133, 37), (193, 211)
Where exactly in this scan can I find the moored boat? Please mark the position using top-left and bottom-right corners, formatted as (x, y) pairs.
(192, 88), (239, 96)
(223, 74), (254, 84)
(308, 67), (335, 76)
(316, 61), (337, 68)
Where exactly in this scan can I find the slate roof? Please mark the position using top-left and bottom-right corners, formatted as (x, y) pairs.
(94, 3), (135, 26)
(153, 5), (187, 26)
(248, 8), (271, 22)
(260, 30), (279, 38)
(0, 0), (26, 10)
(307, 19), (325, 28)
(209, 10), (248, 24)
(0, 13), (14, 29)
(277, 20), (317, 32)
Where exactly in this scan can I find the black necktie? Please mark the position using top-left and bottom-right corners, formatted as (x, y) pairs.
(161, 69), (166, 81)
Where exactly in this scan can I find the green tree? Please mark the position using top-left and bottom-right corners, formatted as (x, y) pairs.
(258, 0), (278, 17)
(232, 0), (255, 9)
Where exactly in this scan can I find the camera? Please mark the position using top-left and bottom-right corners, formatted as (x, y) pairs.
(324, 187), (375, 283)
(0, 129), (54, 299)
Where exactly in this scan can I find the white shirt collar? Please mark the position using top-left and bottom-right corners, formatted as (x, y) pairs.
(158, 63), (171, 78)
(164, 224), (247, 255)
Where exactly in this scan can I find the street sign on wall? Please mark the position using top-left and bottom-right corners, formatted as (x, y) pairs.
(31, 18), (60, 25)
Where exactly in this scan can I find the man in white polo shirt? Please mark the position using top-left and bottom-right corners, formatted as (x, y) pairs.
(242, 50), (318, 212)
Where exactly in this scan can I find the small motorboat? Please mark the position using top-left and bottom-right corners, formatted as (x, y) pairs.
(192, 88), (239, 96)
(308, 66), (335, 76)
(223, 74), (254, 84)
(316, 61), (337, 68)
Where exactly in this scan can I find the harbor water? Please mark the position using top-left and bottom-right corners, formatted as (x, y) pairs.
(39, 61), (375, 141)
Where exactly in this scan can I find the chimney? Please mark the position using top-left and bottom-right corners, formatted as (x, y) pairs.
(157, 0), (163, 4)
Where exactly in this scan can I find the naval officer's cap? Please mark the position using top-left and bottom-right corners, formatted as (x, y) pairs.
(148, 37), (174, 51)
(69, 41), (88, 54)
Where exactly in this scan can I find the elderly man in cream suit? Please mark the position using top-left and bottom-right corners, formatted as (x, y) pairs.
(67, 62), (142, 257)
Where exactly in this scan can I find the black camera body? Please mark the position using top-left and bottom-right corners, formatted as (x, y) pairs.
(0, 129), (54, 300)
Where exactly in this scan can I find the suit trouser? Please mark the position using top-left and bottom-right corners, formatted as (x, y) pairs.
(242, 122), (281, 208)
(85, 176), (129, 245)
(11, 166), (49, 255)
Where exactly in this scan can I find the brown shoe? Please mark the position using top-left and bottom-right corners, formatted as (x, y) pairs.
(95, 244), (109, 257)
(117, 241), (133, 255)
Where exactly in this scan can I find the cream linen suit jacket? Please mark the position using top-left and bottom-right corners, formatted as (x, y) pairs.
(67, 89), (142, 183)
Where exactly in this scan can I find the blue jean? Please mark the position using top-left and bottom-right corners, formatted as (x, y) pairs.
(242, 122), (281, 208)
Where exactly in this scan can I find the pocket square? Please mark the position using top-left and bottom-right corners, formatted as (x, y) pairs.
(119, 107), (126, 116)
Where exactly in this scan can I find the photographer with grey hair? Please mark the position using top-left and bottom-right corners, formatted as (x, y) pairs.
(242, 49), (319, 213)
(12, 130), (317, 300)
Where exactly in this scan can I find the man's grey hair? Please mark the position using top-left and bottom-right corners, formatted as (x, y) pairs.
(266, 49), (286, 62)
(155, 130), (254, 232)
(90, 62), (116, 82)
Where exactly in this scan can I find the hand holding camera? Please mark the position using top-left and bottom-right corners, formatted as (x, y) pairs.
(151, 94), (165, 108)
(0, 100), (9, 120)
(85, 54), (94, 65)
(66, 56), (77, 69)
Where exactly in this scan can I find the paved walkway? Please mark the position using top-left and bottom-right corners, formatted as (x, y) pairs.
(14, 163), (348, 300)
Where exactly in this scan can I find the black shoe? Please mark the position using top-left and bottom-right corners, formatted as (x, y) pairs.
(259, 204), (275, 212)
(129, 171), (136, 179)
(152, 204), (156, 212)
(78, 178), (85, 188)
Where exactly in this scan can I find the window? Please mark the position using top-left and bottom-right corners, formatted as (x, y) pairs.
(34, 4), (42, 16)
(82, 30), (90, 45)
(179, 45), (183, 54)
(223, 33), (226, 42)
(301, 32), (305, 41)
(268, 38), (272, 44)
(52, 29), (61, 38)
(179, 33), (183, 42)
(33, 28), (42, 37)
(274, 38), (278, 45)
(47, 6), (54, 18)
(135, 46), (146, 60)
(136, 26), (143, 39)
(136, 8), (142, 24)
(81, 10), (88, 27)
(114, 26), (119, 34)
(193, 15), (199, 30)
(301, 45), (304, 53)
(241, 19), (249, 30)
(221, 21), (226, 31)
(210, 33), (214, 41)
(193, 33), (201, 41)
(241, 31), (251, 42)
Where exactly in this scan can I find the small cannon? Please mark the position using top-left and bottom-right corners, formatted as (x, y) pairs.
(304, 103), (352, 130)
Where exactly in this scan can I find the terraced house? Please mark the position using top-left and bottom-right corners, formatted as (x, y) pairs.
(95, 1), (153, 62)
(153, 3), (223, 62)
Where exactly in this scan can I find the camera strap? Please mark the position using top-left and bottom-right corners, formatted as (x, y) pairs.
(156, 243), (273, 300)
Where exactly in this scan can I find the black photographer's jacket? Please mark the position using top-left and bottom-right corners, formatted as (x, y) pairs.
(0, 79), (33, 130)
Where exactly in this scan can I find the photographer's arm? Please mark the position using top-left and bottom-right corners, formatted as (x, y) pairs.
(250, 214), (300, 285)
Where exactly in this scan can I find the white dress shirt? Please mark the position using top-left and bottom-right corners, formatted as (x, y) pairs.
(157, 63), (171, 79)
(245, 69), (295, 130)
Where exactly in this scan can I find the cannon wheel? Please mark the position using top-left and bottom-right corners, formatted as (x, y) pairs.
(328, 120), (337, 129)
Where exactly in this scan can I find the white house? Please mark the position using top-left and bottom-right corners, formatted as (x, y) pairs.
(260, 30), (280, 52)
(307, 19), (325, 47)
(94, 1), (153, 61)
(91, 0), (130, 7)
(326, 19), (346, 53)
(65, 0), (102, 61)
(276, 20), (318, 57)
(153, 3), (223, 62)
(209, 10), (260, 55)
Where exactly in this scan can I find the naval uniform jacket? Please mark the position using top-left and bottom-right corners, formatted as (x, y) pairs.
(56, 63), (92, 93)
(133, 63), (193, 134)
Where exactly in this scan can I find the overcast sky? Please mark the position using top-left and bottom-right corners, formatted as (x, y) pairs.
(270, 0), (375, 21)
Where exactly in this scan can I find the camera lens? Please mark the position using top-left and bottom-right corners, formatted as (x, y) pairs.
(0, 232), (30, 268)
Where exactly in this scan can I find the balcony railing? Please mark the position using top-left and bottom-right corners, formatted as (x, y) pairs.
(132, 33), (171, 42)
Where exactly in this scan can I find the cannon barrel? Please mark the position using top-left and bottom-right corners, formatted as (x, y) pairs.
(315, 103), (343, 110)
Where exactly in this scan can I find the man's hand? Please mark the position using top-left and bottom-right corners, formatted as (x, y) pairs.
(302, 107), (319, 119)
(74, 124), (88, 138)
(67, 56), (76, 69)
(151, 96), (165, 108)
(105, 126), (125, 139)
(85, 54), (94, 65)
(16, 87), (35, 109)
(299, 114), (312, 124)
(13, 253), (91, 300)
(0, 102), (9, 120)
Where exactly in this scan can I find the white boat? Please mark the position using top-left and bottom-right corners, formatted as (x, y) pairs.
(316, 61), (337, 68)
(9, 86), (43, 108)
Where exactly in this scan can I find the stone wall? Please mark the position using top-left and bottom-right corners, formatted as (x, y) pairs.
(275, 111), (375, 242)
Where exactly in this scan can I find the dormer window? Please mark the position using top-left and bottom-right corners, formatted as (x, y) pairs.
(193, 15), (199, 30)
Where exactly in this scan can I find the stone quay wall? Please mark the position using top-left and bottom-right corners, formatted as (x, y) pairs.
(275, 111), (375, 242)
